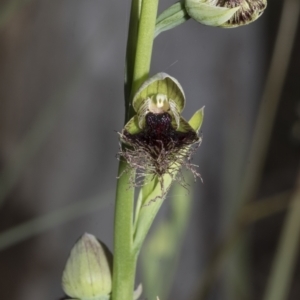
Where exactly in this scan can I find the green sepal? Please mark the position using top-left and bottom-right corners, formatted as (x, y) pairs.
(123, 115), (143, 135)
(155, 2), (190, 38)
(188, 106), (204, 132)
(132, 73), (185, 114)
(62, 233), (113, 300)
(185, 0), (240, 27)
(177, 116), (196, 133)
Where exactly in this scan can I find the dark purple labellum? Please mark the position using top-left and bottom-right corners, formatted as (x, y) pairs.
(124, 112), (198, 157)
(120, 112), (200, 178)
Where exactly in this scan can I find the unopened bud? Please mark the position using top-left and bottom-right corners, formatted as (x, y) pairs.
(62, 233), (113, 300)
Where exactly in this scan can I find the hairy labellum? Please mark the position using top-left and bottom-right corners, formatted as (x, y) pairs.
(125, 113), (198, 157)
(215, 0), (267, 26)
(185, 0), (267, 28)
(119, 112), (201, 183)
(118, 72), (204, 192)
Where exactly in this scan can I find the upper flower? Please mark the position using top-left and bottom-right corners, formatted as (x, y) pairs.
(185, 0), (267, 28)
(119, 73), (204, 186)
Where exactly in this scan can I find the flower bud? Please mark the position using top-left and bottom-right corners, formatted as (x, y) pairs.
(62, 233), (113, 300)
(185, 0), (267, 28)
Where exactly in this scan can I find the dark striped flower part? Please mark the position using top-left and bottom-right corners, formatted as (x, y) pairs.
(185, 0), (267, 28)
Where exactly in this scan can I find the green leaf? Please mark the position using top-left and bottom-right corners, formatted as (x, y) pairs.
(141, 183), (193, 300)
(155, 2), (190, 38)
(134, 175), (159, 231)
(133, 173), (172, 253)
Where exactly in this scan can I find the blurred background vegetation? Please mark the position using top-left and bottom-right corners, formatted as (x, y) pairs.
(0, 0), (299, 300)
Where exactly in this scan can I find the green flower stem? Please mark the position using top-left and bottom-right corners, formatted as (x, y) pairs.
(112, 0), (159, 299)
(131, 0), (159, 95)
(112, 160), (136, 300)
(124, 0), (142, 120)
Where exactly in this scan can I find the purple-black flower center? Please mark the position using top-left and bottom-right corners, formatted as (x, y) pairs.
(124, 112), (198, 157)
(119, 111), (202, 182)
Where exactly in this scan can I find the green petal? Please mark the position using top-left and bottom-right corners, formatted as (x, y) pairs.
(188, 106), (204, 132)
(123, 115), (142, 135)
(178, 116), (196, 133)
(185, 0), (240, 27)
(133, 73), (185, 114)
